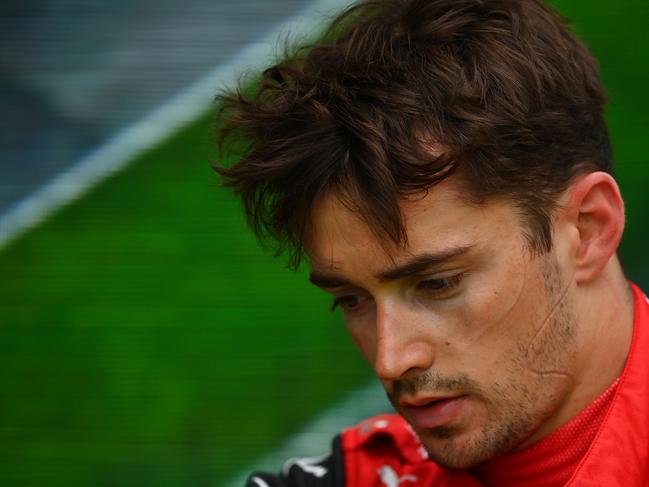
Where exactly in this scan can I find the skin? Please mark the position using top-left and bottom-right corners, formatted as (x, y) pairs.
(307, 173), (633, 468)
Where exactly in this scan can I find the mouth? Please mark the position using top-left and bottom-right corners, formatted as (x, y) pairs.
(400, 395), (468, 430)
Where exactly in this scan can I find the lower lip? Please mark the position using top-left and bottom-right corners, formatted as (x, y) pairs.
(402, 396), (467, 429)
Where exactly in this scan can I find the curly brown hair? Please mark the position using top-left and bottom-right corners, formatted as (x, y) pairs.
(214, 0), (612, 268)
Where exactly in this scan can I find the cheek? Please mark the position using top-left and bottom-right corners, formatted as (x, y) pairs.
(454, 254), (531, 347)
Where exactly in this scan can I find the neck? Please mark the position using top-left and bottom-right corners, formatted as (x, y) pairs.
(520, 257), (634, 449)
(571, 257), (634, 414)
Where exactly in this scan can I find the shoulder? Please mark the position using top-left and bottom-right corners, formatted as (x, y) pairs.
(341, 414), (442, 486)
(245, 414), (481, 487)
(342, 414), (425, 453)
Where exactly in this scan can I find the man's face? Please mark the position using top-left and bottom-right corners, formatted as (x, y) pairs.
(307, 178), (579, 468)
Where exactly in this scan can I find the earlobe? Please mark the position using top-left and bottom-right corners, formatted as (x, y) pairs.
(565, 172), (625, 284)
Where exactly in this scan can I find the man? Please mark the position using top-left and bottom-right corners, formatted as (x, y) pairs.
(214, 0), (649, 485)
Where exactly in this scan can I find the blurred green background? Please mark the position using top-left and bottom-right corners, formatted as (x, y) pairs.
(1, 1), (648, 485)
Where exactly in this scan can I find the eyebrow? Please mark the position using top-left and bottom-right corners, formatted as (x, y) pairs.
(309, 245), (474, 289)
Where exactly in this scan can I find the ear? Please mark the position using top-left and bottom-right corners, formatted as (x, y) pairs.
(563, 172), (625, 284)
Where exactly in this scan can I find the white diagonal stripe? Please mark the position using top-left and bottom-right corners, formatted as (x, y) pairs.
(0, 0), (351, 251)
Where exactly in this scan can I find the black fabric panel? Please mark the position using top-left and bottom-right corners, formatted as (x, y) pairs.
(245, 435), (345, 487)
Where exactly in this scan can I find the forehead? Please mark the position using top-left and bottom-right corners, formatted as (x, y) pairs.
(307, 178), (517, 273)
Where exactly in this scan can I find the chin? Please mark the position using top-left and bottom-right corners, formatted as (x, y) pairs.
(417, 427), (511, 469)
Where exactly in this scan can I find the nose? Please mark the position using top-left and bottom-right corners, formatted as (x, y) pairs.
(373, 301), (436, 382)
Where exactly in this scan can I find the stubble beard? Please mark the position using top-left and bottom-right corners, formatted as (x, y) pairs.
(390, 371), (541, 468)
(389, 253), (578, 469)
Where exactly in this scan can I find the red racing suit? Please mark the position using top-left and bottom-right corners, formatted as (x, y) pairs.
(247, 285), (649, 486)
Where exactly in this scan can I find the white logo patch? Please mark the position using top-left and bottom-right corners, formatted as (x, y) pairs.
(377, 465), (418, 487)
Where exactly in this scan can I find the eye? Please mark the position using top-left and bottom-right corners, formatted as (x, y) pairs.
(416, 274), (463, 295)
(331, 294), (370, 312)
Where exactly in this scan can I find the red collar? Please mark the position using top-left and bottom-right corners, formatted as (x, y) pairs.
(564, 284), (649, 485)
